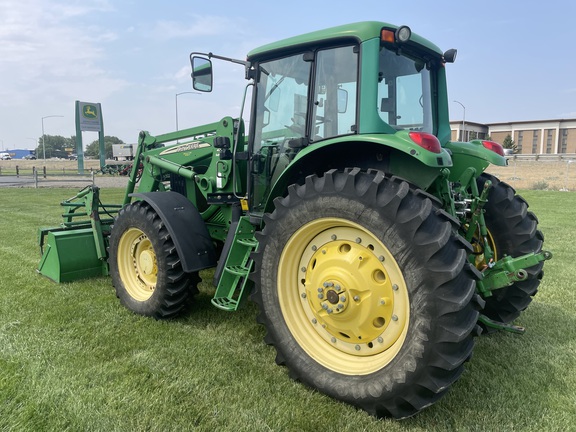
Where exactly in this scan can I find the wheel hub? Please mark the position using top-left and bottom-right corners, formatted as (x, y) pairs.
(293, 223), (409, 357)
(138, 249), (156, 275)
(118, 228), (158, 301)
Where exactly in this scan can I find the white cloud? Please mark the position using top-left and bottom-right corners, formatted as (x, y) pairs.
(0, 0), (129, 146)
(174, 65), (192, 82)
(150, 15), (242, 40)
(0, 0), (124, 107)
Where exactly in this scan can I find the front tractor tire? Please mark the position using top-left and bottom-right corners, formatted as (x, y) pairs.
(251, 168), (481, 419)
(109, 201), (197, 319)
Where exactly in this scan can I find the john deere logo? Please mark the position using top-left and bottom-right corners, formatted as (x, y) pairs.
(82, 104), (98, 119)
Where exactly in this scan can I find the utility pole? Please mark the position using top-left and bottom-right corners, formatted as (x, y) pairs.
(41, 115), (64, 161)
(175, 92), (200, 131)
(453, 100), (466, 141)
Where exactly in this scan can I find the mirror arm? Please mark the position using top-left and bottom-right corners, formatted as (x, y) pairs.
(189, 52), (252, 80)
(190, 51), (249, 67)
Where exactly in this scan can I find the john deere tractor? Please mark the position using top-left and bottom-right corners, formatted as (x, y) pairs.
(38, 21), (551, 418)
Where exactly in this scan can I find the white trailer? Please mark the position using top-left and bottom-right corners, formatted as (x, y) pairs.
(112, 144), (134, 161)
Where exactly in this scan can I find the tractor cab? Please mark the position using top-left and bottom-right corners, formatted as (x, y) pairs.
(192, 22), (457, 216)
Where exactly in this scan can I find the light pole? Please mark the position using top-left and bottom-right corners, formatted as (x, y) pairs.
(453, 100), (466, 141)
(41, 115), (64, 161)
(175, 92), (200, 131)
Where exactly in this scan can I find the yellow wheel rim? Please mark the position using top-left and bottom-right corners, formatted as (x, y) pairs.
(117, 227), (158, 301)
(278, 218), (410, 375)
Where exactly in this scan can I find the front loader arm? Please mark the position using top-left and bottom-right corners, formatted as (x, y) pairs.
(124, 130), (158, 204)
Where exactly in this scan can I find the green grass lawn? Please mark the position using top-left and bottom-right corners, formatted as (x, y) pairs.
(0, 188), (574, 431)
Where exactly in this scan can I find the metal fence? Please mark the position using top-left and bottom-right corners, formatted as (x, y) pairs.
(506, 153), (576, 162)
(0, 166), (95, 188)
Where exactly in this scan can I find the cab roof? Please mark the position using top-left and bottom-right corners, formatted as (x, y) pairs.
(247, 21), (443, 61)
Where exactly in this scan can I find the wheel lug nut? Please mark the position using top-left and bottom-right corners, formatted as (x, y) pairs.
(340, 295), (346, 302)
(327, 308), (333, 314)
(392, 315), (398, 321)
(377, 337), (383, 343)
(331, 234), (337, 240)
(335, 284), (341, 291)
(355, 237), (362, 243)
(301, 267), (306, 273)
(301, 293), (307, 299)
(317, 287), (323, 293)
(337, 303), (344, 310)
(323, 282), (334, 288)
(322, 303), (328, 310)
(355, 345), (361, 351)
(331, 337), (336, 343)
(392, 284), (399, 291)
(353, 295), (360, 302)
(379, 255), (385, 262)
(318, 293), (324, 299)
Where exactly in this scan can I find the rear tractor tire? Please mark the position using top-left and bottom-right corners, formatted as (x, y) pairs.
(251, 168), (481, 419)
(109, 200), (198, 319)
(475, 173), (545, 324)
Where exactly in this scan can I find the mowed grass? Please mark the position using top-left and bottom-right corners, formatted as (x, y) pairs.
(0, 187), (574, 431)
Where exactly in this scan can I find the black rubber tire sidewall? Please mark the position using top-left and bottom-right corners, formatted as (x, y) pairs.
(251, 169), (479, 418)
(478, 173), (544, 323)
(109, 201), (194, 319)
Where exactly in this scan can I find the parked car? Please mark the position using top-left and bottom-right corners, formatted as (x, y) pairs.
(0, 152), (11, 160)
(23, 154), (37, 160)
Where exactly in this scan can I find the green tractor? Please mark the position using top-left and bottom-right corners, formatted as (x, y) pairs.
(38, 21), (551, 418)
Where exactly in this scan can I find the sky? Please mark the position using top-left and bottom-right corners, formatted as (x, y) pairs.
(1, 0), (575, 151)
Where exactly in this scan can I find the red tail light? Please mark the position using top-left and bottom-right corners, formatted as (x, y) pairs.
(409, 132), (441, 154)
(482, 140), (505, 156)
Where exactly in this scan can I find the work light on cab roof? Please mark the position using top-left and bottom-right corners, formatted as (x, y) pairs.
(381, 24), (457, 63)
(380, 25), (412, 43)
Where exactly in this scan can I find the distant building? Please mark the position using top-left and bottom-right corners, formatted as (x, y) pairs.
(450, 121), (490, 142)
(450, 118), (576, 154)
(4, 149), (37, 159)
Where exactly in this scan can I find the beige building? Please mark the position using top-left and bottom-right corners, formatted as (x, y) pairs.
(450, 118), (576, 155)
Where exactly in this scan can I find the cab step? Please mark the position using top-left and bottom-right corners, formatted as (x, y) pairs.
(211, 216), (257, 311)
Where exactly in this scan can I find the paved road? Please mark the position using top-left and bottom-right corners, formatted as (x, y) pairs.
(0, 175), (128, 188)
(0, 176), (35, 187)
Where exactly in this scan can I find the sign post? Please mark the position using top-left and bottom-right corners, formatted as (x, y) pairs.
(75, 101), (105, 173)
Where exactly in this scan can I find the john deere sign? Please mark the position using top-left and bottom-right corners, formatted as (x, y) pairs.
(75, 100), (106, 172)
(78, 102), (102, 132)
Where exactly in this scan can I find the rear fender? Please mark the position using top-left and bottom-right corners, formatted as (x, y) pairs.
(130, 192), (217, 272)
(264, 135), (452, 214)
(444, 140), (507, 182)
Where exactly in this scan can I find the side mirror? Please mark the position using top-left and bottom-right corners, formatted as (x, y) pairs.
(443, 49), (457, 63)
(191, 56), (213, 92)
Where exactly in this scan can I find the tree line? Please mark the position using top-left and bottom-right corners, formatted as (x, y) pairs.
(33, 135), (125, 159)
